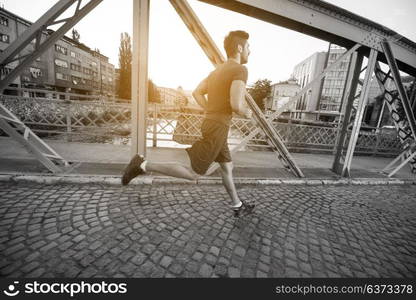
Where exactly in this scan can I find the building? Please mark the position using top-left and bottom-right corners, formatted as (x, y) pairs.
(158, 86), (189, 107)
(265, 78), (300, 114)
(0, 7), (115, 97)
(320, 45), (351, 112)
(290, 44), (351, 121)
(291, 51), (327, 120)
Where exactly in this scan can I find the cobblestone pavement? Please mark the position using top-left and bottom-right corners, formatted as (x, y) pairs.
(1, 181), (415, 278)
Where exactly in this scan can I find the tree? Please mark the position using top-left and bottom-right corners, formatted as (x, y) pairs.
(117, 32), (132, 100)
(148, 79), (161, 103)
(248, 79), (272, 111)
(117, 32), (160, 102)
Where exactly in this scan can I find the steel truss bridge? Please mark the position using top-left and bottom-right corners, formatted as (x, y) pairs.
(0, 0), (415, 178)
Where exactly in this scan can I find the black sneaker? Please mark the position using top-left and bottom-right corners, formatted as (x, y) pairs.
(233, 201), (255, 217)
(122, 154), (145, 185)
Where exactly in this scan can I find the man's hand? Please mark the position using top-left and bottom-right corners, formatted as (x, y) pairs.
(230, 80), (249, 118)
(244, 108), (253, 119)
(192, 78), (208, 110)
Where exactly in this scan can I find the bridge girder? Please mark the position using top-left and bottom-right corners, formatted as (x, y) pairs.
(198, 0), (416, 77)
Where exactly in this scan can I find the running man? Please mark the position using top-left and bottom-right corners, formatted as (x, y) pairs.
(122, 30), (254, 216)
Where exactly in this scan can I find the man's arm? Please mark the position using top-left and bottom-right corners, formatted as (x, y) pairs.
(230, 80), (251, 118)
(192, 78), (208, 110)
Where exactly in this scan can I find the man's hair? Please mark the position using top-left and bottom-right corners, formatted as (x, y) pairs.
(224, 30), (249, 58)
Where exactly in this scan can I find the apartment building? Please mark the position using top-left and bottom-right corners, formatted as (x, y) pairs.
(291, 44), (351, 121)
(0, 7), (115, 96)
(265, 78), (300, 113)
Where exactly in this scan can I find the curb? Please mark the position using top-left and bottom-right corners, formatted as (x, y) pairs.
(0, 173), (415, 186)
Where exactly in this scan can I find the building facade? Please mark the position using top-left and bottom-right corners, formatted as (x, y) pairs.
(265, 78), (300, 113)
(290, 44), (351, 121)
(320, 45), (351, 112)
(158, 86), (189, 107)
(291, 51), (327, 120)
(0, 7), (115, 97)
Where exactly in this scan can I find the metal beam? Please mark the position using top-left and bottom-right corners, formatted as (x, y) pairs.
(0, 103), (69, 173)
(341, 49), (378, 177)
(131, 0), (150, 157)
(332, 52), (363, 174)
(381, 40), (416, 141)
(381, 143), (416, 177)
(199, 0), (416, 76)
(169, 0), (225, 66)
(374, 63), (416, 174)
(410, 79), (416, 112)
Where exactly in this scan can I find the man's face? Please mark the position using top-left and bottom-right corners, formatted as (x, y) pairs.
(240, 41), (250, 64)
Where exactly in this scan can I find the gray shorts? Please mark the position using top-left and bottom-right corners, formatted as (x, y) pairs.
(185, 118), (231, 175)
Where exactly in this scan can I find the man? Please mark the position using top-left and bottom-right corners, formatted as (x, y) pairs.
(122, 30), (254, 216)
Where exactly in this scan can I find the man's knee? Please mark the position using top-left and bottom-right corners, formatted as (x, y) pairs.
(219, 162), (233, 175)
(190, 170), (200, 180)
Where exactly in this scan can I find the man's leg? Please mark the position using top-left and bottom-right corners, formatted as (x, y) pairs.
(122, 153), (199, 185)
(146, 162), (199, 181)
(219, 162), (242, 207)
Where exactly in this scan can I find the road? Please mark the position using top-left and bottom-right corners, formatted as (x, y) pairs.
(1, 181), (415, 278)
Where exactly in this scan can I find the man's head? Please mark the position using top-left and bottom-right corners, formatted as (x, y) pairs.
(224, 30), (250, 64)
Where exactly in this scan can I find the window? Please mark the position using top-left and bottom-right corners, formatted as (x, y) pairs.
(0, 33), (10, 43)
(0, 16), (8, 26)
(70, 51), (81, 59)
(29, 67), (42, 78)
(54, 58), (68, 68)
(71, 75), (81, 85)
(70, 63), (81, 72)
(55, 44), (68, 55)
(56, 72), (69, 81)
(83, 67), (92, 75)
(0, 66), (12, 79)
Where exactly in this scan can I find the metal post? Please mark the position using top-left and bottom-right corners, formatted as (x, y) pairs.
(153, 103), (158, 147)
(332, 52), (362, 173)
(376, 100), (386, 129)
(65, 91), (71, 142)
(410, 79), (416, 112)
(316, 42), (331, 121)
(131, 0), (150, 157)
(381, 40), (416, 141)
(341, 49), (378, 177)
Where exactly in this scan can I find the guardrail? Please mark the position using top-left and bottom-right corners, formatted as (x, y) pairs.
(0, 94), (402, 155)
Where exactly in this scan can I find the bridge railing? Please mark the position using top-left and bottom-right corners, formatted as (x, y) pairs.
(0, 93), (402, 155)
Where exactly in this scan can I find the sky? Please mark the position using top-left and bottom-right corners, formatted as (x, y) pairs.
(1, 0), (415, 90)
